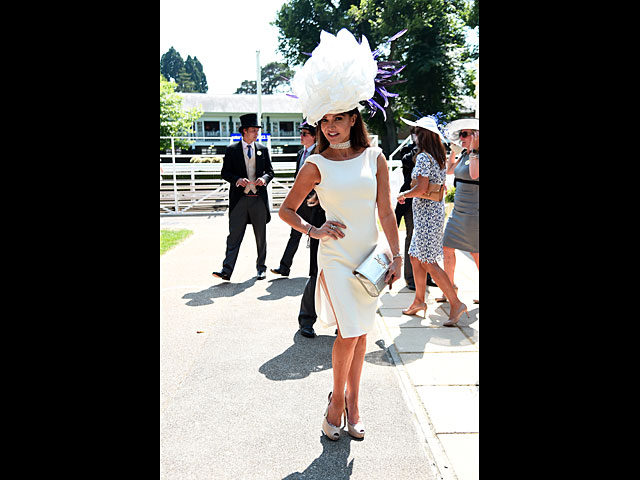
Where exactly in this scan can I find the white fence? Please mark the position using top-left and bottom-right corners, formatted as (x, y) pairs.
(160, 135), (405, 216)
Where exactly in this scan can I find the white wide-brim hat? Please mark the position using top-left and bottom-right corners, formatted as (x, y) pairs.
(400, 116), (444, 140)
(444, 118), (479, 142)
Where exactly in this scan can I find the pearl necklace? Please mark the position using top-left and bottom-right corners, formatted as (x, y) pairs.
(329, 140), (351, 150)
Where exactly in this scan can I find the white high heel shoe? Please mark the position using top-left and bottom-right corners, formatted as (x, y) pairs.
(346, 411), (365, 439)
(322, 392), (345, 441)
(345, 396), (365, 439)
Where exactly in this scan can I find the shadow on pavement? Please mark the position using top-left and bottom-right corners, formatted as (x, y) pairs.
(387, 306), (480, 365)
(260, 330), (397, 383)
(259, 331), (334, 381)
(282, 434), (355, 480)
(257, 276), (308, 301)
(182, 278), (257, 306)
(364, 339), (394, 367)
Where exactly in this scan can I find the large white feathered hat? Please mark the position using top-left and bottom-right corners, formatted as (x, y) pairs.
(289, 28), (407, 126)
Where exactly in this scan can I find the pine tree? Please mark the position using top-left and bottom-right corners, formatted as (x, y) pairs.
(192, 56), (208, 93)
(176, 67), (196, 93)
(161, 48), (208, 93)
(160, 46), (184, 83)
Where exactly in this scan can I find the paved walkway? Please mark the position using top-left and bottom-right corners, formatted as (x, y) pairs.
(160, 213), (478, 480)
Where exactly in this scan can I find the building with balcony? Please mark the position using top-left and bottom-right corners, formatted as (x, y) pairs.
(179, 93), (303, 148)
(174, 92), (476, 162)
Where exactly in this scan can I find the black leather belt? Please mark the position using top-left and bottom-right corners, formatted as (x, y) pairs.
(453, 178), (479, 187)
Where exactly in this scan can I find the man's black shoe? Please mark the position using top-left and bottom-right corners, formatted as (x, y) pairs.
(270, 267), (289, 277)
(426, 274), (438, 287)
(212, 271), (231, 281)
(300, 326), (316, 338)
(256, 270), (267, 280)
(407, 284), (416, 291)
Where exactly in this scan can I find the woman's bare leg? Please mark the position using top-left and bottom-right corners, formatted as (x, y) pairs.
(438, 247), (457, 301)
(426, 261), (463, 313)
(345, 334), (367, 424)
(409, 255), (427, 306)
(443, 246), (456, 285)
(470, 252), (479, 302)
(470, 252), (479, 270)
(319, 271), (358, 427)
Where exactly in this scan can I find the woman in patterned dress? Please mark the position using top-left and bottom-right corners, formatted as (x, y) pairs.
(397, 117), (468, 326)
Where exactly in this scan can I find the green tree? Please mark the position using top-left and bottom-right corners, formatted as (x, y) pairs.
(261, 62), (296, 93)
(160, 46), (184, 83)
(235, 80), (257, 94)
(177, 67), (196, 92)
(272, 0), (356, 66)
(160, 74), (202, 152)
(161, 48), (208, 93)
(374, 1), (469, 118)
(193, 56), (208, 93)
(464, 0), (479, 29)
(234, 62), (296, 94)
(273, 0), (474, 154)
(184, 55), (208, 93)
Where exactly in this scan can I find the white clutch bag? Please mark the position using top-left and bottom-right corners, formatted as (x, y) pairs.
(353, 248), (391, 297)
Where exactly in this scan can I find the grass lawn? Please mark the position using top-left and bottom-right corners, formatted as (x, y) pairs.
(160, 229), (193, 255)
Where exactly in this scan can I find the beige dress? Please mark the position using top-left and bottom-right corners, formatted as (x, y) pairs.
(305, 146), (382, 338)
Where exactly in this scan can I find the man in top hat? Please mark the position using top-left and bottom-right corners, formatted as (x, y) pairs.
(212, 113), (274, 281)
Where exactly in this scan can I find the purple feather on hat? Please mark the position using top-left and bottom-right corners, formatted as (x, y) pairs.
(367, 29), (407, 120)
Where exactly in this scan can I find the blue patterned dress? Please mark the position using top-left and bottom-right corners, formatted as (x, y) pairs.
(408, 152), (446, 264)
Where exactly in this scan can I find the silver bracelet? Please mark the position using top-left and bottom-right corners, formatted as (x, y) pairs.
(306, 225), (313, 248)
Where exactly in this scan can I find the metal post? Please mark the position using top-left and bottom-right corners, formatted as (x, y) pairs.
(171, 137), (178, 213)
(474, 59), (479, 118)
(256, 50), (262, 128)
(266, 133), (272, 211)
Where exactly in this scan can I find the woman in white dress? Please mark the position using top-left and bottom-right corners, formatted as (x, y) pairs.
(280, 27), (406, 441)
(280, 107), (402, 441)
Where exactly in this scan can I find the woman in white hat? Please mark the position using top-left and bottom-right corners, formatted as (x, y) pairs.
(279, 28), (404, 441)
(438, 118), (479, 303)
(396, 117), (468, 325)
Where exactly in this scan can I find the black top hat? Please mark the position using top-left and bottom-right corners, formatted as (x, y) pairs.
(300, 122), (316, 135)
(239, 113), (261, 131)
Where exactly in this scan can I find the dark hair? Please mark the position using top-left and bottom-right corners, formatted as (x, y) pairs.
(316, 108), (370, 153)
(300, 124), (316, 135)
(414, 127), (446, 169)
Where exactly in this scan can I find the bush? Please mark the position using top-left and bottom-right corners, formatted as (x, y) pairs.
(445, 186), (456, 203)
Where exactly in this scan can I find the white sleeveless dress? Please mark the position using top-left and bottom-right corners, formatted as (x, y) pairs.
(305, 146), (382, 338)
